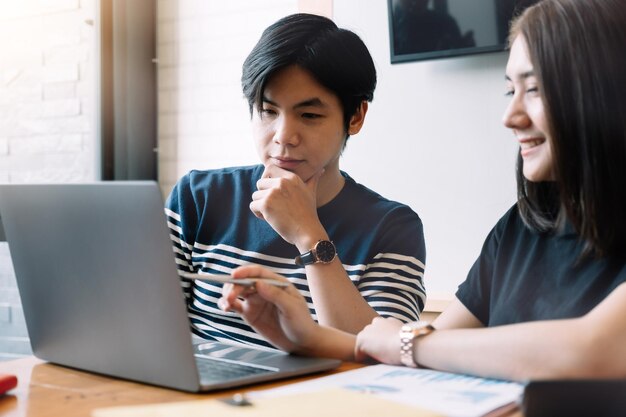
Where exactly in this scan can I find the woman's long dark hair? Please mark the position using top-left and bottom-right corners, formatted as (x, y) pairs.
(510, 0), (626, 258)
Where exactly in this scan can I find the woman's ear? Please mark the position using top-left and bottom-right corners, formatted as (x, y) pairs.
(347, 101), (369, 136)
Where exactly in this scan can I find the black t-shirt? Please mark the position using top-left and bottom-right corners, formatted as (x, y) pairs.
(457, 205), (626, 326)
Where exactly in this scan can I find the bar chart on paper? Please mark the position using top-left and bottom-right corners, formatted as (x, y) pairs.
(253, 364), (524, 417)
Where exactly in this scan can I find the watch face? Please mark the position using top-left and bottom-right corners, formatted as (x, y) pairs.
(315, 240), (336, 263)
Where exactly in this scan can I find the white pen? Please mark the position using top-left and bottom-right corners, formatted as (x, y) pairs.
(180, 272), (290, 288)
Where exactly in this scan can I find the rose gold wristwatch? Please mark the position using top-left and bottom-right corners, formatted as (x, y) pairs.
(399, 321), (435, 368)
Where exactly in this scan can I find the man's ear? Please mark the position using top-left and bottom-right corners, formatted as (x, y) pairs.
(347, 101), (369, 136)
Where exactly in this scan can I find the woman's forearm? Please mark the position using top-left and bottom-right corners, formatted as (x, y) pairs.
(417, 317), (618, 381)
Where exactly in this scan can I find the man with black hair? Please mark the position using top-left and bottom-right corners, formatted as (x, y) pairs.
(166, 14), (426, 349)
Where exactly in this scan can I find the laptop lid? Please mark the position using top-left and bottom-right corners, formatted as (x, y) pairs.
(0, 182), (340, 392)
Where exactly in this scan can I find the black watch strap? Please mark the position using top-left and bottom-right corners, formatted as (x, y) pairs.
(295, 240), (336, 266)
(295, 250), (316, 266)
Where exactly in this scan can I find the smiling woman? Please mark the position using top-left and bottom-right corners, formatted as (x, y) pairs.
(502, 37), (553, 183)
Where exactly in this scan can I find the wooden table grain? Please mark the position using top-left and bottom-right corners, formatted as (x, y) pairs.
(0, 356), (522, 417)
(0, 356), (363, 417)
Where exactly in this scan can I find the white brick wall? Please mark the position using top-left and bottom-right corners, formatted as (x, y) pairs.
(156, 0), (304, 197)
(0, 0), (97, 184)
(0, 0), (97, 360)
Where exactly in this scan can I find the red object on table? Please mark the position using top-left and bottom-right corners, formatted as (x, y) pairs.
(0, 374), (18, 394)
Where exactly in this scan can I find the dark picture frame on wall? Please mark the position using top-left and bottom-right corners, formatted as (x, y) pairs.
(387, 0), (540, 64)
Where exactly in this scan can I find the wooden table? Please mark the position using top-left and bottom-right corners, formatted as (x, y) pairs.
(0, 356), (523, 417)
(0, 356), (363, 417)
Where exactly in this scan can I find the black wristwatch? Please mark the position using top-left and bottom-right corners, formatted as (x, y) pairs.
(295, 240), (337, 266)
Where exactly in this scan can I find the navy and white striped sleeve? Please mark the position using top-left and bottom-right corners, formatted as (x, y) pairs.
(357, 206), (426, 323)
(164, 175), (198, 300)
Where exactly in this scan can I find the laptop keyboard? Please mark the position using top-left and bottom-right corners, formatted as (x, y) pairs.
(195, 355), (276, 383)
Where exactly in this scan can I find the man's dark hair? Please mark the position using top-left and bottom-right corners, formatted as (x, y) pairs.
(241, 13), (377, 138)
(510, 0), (626, 258)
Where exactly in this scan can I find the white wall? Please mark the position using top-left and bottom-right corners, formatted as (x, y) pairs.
(333, 1), (517, 300)
(0, 0), (97, 183)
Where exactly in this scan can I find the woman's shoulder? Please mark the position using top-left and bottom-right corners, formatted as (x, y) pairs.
(474, 203), (528, 252)
(492, 203), (525, 233)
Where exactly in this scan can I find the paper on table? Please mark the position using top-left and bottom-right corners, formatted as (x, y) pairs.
(252, 364), (524, 417)
(91, 388), (443, 417)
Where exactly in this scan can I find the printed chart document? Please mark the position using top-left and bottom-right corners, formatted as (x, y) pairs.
(252, 364), (524, 417)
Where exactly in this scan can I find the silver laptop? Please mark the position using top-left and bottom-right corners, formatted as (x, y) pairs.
(0, 182), (340, 392)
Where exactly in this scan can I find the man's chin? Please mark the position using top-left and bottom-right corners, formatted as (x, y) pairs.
(264, 163), (308, 180)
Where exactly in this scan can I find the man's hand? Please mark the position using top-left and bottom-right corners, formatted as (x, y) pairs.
(218, 265), (321, 353)
(249, 165), (324, 247)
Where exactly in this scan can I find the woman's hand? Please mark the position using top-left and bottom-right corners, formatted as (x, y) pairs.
(355, 316), (404, 365)
(218, 265), (321, 354)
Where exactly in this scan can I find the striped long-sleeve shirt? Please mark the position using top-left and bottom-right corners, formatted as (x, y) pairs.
(166, 165), (426, 349)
